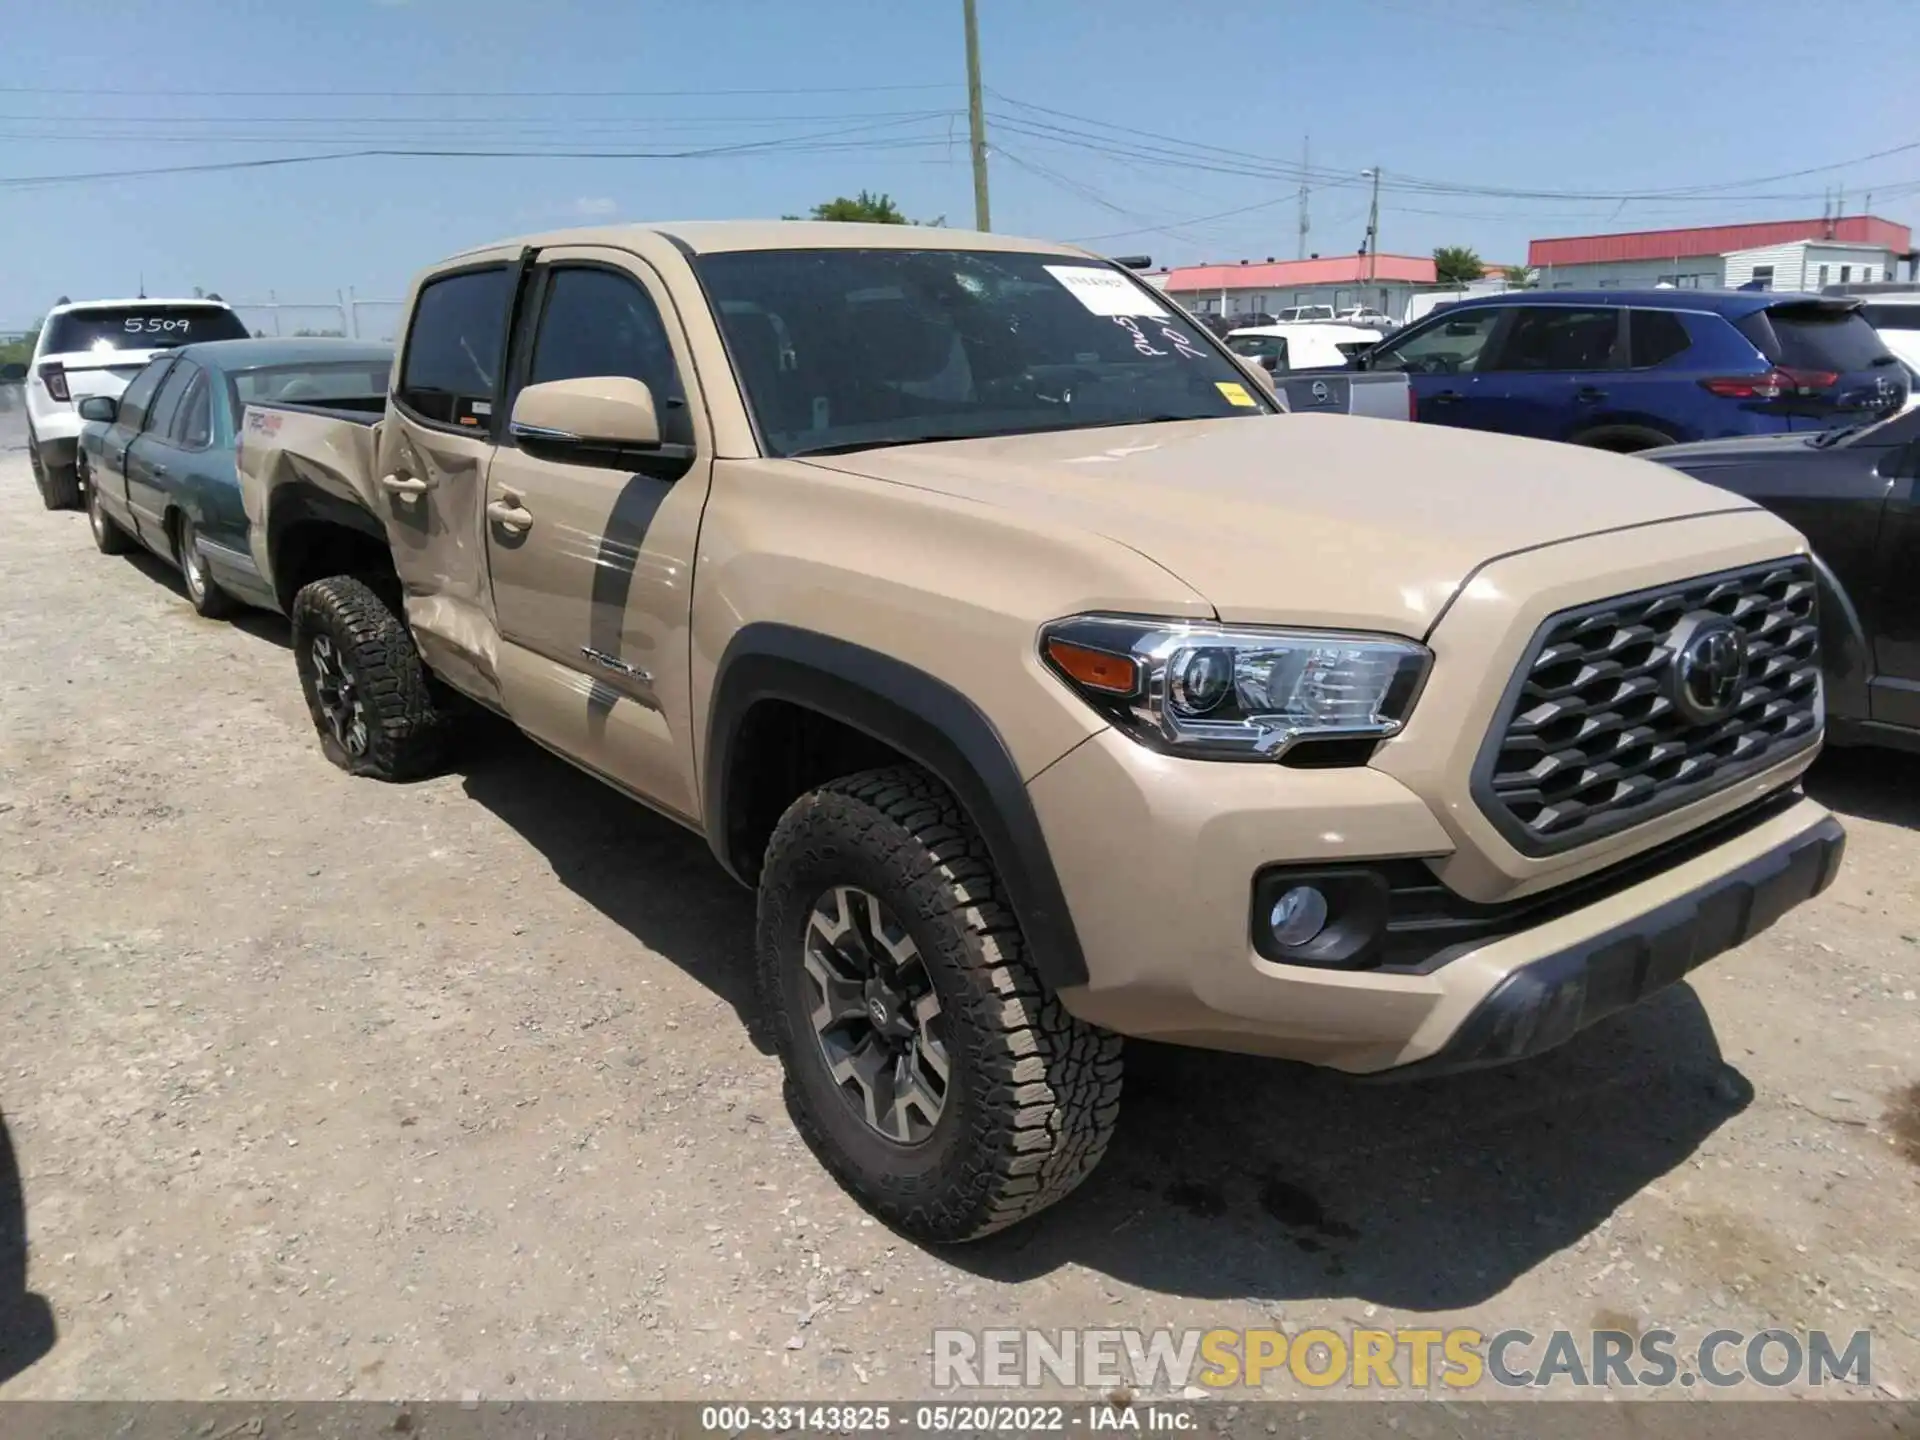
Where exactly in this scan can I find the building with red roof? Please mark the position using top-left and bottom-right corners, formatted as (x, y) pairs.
(1527, 216), (1914, 292)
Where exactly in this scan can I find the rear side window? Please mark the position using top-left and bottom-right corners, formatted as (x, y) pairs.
(174, 368), (213, 447)
(1628, 310), (1692, 368)
(1491, 308), (1620, 371)
(399, 267), (516, 428)
(146, 360), (197, 437)
(1738, 305), (1895, 372)
(114, 359), (173, 431)
(44, 305), (246, 353)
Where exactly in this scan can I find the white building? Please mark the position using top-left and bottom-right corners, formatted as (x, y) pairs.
(1529, 215), (1914, 292)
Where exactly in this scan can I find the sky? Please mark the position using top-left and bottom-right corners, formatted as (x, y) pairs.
(3, 0), (1918, 327)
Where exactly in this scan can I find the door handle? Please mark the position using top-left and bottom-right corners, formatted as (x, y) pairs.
(1575, 387), (1608, 403)
(486, 498), (534, 532)
(1428, 390), (1462, 405)
(150, 463), (168, 477)
(380, 473), (432, 497)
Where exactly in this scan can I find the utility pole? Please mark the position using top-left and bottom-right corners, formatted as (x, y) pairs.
(1361, 167), (1381, 282)
(1296, 135), (1311, 260)
(963, 0), (991, 231)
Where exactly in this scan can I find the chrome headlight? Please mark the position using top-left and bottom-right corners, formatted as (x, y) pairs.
(1041, 615), (1430, 760)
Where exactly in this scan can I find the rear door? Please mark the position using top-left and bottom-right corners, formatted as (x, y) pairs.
(482, 249), (714, 820)
(125, 359), (198, 545)
(1470, 305), (1625, 440)
(94, 357), (173, 525)
(1362, 306), (1510, 429)
(377, 257), (523, 707)
(1742, 301), (1908, 429)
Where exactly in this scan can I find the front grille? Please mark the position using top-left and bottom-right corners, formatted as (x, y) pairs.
(1476, 559), (1821, 854)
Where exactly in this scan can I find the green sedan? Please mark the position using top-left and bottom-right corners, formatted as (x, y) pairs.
(77, 337), (391, 617)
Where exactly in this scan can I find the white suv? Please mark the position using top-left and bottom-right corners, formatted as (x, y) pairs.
(24, 297), (249, 508)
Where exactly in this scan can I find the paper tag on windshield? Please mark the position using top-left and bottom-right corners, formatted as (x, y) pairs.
(1044, 265), (1169, 318)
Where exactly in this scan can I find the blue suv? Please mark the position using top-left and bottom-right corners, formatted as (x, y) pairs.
(1357, 289), (1907, 451)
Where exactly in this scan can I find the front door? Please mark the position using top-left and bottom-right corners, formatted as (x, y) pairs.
(1364, 306), (1508, 429)
(483, 249), (714, 821)
(376, 259), (522, 707)
(125, 358), (198, 549)
(95, 357), (173, 526)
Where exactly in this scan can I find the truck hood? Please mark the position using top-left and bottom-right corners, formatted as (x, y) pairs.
(799, 414), (1762, 634)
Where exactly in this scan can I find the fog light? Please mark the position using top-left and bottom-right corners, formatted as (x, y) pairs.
(1269, 885), (1329, 947)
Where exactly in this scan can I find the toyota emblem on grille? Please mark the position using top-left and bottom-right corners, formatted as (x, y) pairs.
(1668, 613), (1748, 724)
(1310, 380), (1331, 403)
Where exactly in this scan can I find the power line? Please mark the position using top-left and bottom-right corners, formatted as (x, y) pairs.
(0, 82), (959, 98)
(988, 91), (1920, 206)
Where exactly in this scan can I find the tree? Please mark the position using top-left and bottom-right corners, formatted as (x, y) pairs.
(785, 190), (943, 226)
(0, 318), (42, 369)
(1433, 246), (1486, 286)
(1502, 265), (1538, 289)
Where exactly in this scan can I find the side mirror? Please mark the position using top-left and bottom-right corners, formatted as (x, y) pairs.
(78, 395), (118, 422)
(509, 376), (693, 478)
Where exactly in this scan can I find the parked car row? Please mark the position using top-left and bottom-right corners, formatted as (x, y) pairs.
(32, 220), (1852, 1244)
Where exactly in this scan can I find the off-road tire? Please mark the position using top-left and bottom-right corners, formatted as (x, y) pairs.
(86, 472), (132, 555)
(290, 574), (448, 781)
(757, 765), (1124, 1243)
(176, 517), (238, 619)
(28, 427), (80, 511)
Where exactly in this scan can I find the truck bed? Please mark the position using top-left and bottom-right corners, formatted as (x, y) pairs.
(234, 401), (387, 579)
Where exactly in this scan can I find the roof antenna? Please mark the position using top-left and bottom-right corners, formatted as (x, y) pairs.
(138, 272), (147, 300)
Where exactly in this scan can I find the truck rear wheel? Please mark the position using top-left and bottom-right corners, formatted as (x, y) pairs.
(757, 766), (1123, 1243)
(290, 575), (447, 781)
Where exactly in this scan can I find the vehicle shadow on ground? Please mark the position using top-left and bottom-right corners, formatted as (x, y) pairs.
(954, 985), (1748, 1310)
(1805, 746), (1920, 831)
(454, 715), (765, 1047)
(118, 552), (292, 651)
(0, 1110), (56, 1386)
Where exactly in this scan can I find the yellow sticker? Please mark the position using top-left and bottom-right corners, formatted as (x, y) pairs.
(1215, 381), (1257, 407)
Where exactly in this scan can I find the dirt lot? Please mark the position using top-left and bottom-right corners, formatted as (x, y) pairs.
(0, 427), (1915, 1403)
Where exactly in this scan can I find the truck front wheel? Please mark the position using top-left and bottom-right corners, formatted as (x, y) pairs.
(290, 575), (448, 781)
(757, 766), (1123, 1243)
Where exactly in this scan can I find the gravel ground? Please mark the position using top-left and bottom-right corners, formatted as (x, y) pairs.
(0, 423), (1915, 1403)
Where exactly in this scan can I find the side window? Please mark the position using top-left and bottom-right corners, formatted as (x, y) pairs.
(527, 267), (680, 396)
(1367, 309), (1504, 375)
(173, 367), (213, 447)
(1628, 311), (1692, 369)
(398, 266), (516, 428)
(1490, 307), (1621, 372)
(114, 359), (173, 432)
(145, 360), (197, 438)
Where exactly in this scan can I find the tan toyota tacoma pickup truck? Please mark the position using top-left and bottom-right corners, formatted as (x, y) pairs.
(234, 222), (1844, 1244)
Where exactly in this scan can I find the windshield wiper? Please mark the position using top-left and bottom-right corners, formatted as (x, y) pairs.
(786, 433), (987, 457)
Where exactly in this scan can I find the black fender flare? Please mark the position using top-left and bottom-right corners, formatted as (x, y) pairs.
(264, 480), (389, 610)
(1807, 550), (1871, 726)
(704, 623), (1089, 991)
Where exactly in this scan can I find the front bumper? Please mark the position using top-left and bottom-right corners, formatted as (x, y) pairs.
(1379, 812), (1844, 1079)
(1028, 725), (1841, 1073)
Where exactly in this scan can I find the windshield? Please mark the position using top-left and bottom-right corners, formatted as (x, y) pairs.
(228, 358), (391, 411)
(44, 305), (248, 353)
(695, 248), (1273, 457)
